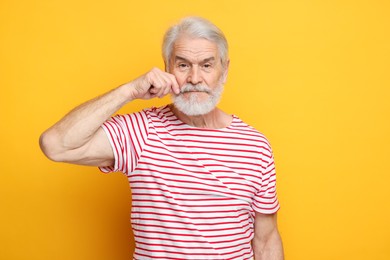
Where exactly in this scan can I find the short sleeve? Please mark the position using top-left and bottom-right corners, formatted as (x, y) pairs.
(252, 152), (280, 214)
(99, 110), (149, 175)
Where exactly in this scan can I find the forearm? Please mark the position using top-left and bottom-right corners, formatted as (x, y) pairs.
(40, 83), (132, 160)
(253, 228), (284, 260)
(40, 67), (179, 164)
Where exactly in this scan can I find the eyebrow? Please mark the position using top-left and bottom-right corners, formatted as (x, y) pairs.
(174, 56), (216, 63)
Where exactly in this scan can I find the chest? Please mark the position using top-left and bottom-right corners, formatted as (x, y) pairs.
(131, 130), (265, 203)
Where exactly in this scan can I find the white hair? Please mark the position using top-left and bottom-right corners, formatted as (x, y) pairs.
(162, 17), (229, 70)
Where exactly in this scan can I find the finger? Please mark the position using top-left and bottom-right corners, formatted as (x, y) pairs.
(167, 73), (180, 94)
(156, 83), (170, 98)
(146, 68), (179, 98)
(147, 68), (165, 91)
(161, 85), (171, 97)
(155, 72), (175, 97)
(148, 86), (157, 94)
(148, 81), (164, 96)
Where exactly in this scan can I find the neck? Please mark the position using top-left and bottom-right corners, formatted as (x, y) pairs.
(169, 104), (231, 129)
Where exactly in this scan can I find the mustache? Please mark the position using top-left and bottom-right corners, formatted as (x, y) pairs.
(179, 84), (211, 94)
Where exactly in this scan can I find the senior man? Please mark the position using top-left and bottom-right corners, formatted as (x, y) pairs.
(40, 16), (284, 260)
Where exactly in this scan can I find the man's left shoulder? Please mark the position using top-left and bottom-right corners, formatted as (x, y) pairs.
(230, 116), (272, 147)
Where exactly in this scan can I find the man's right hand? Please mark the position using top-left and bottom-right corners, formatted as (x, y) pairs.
(125, 68), (181, 101)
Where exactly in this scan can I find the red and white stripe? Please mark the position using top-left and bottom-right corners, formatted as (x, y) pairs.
(100, 105), (279, 260)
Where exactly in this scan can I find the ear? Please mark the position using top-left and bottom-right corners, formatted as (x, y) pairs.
(221, 59), (230, 84)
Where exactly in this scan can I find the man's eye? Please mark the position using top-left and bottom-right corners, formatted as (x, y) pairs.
(178, 64), (188, 68)
(203, 64), (212, 68)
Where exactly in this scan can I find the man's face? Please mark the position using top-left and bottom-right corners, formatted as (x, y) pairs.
(168, 36), (228, 116)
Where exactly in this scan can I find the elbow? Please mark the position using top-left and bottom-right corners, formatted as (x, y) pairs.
(39, 130), (64, 162)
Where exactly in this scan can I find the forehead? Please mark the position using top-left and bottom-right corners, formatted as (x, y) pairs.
(172, 36), (219, 62)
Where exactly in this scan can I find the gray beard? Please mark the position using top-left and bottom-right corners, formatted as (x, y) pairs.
(171, 83), (224, 116)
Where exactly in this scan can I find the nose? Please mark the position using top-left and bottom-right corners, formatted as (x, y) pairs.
(187, 66), (202, 85)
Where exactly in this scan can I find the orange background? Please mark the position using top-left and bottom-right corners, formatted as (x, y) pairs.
(1, 0), (389, 259)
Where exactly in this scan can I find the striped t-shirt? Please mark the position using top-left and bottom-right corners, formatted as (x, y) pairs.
(100, 105), (279, 260)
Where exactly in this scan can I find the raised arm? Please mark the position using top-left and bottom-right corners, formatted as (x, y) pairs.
(252, 212), (284, 260)
(39, 68), (180, 167)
